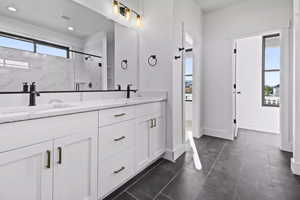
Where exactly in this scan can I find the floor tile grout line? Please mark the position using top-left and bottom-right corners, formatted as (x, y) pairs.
(110, 159), (164, 200)
(125, 191), (139, 200)
(206, 142), (227, 177)
(160, 192), (174, 200)
(152, 168), (184, 200)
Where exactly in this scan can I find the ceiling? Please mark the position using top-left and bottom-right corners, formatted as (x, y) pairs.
(196, 0), (246, 12)
(0, 0), (114, 39)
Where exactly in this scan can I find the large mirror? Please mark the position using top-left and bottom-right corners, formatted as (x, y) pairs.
(0, 0), (138, 92)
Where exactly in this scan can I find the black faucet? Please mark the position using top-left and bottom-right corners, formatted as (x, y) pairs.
(29, 82), (40, 106)
(117, 84), (121, 91)
(127, 84), (132, 99)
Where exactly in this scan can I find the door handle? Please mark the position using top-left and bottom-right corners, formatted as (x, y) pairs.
(46, 150), (51, 169)
(57, 147), (62, 164)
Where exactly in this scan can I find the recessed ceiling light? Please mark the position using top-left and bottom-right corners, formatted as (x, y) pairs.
(68, 26), (75, 31)
(7, 6), (17, 12)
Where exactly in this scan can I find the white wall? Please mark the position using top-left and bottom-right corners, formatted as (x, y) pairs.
(292, 0), (300, 175)
(203, 0), (293, 140)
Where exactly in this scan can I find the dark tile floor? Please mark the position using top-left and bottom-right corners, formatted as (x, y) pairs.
(104, 130), (300, 200)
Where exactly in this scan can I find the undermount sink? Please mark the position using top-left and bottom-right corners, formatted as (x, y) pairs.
(0, 103), (75, 115)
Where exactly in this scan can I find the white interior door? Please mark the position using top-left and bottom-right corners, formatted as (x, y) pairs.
(53, 132), (97, 200)
(0, 141), (53, 200)
(236, 35), (280, 134)
(236, 36), (262, 131)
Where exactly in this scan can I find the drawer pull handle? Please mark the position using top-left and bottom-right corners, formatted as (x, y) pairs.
(46, 150), (51, 169)
(57, 147), (62, 164)
(114, 136), (126, 142)
(114, 166), (126, 174)
(114, 113), (126, 117)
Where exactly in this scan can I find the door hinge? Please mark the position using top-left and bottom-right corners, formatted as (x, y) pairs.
(233, 49), (237, 54)
(233, 119), (237, 124)
(233, 84), (236, 89)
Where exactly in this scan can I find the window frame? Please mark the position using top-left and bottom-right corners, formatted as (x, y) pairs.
(262, 33), (281, 107)
(0, 31), (70, 58)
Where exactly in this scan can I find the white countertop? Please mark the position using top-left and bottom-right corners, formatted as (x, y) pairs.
(0, 96), (166, 124)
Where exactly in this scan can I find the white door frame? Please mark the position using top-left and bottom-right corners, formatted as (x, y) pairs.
(231, 28), (292, 152)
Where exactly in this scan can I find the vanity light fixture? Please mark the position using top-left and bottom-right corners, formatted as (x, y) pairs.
(68, 26), (75, 31)
(7, 6), (17, 12)
(112, 1), (142, 26)
(125, 8), (131, 20)
(136, 15), (141, 27)
(113, 0), (119, 14)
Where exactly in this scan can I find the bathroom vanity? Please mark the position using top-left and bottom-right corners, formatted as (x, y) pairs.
(0, 96), (166, 200)
(0, 0), (167, 199)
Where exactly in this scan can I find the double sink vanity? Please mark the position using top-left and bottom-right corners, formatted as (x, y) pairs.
(0, 0), (168, 199)
(0, 95), (167, 200)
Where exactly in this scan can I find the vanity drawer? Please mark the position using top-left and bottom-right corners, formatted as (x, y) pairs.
(99, 120), (135, 161)
(136, 102), (164, 117)
(99, 106), (136, 127)
(99, 149), (135, 197)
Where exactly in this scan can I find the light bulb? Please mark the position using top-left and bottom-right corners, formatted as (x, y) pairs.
(113, 0), (119, 14)
(136, 15), (141, 26)
(7, 6), (17, 12)
(125, 8), (131, 20)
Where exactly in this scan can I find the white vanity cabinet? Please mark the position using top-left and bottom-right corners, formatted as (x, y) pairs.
(0, 100), (166, 200)
(98, 101), (166, 199)
(98, 107), (136, 198)
(0, 112), (98, 200)
(53, 132), (98, 200)
(135, 103), (166, 172)
(0, 141), (53, 200)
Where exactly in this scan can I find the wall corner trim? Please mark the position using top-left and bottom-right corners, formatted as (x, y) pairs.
(163, 143), (187, 162)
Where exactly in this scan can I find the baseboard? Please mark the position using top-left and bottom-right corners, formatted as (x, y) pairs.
(203, 128), (234, 141)
(291, 158), (300, 175)
(281, 142), (293, 152)
(163, 143), (187, 162)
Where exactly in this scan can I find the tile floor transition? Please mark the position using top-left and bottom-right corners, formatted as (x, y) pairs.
(104, 130), (300, 200)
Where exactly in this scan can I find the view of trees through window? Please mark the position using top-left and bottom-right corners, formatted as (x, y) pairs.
(262, 34), (280, 107)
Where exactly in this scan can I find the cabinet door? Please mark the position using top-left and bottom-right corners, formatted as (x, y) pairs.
(53, 132), (98, 200)
(135, 117), (151, 171)
(0, 141), (53, 200)
(150, 116), (166, 159)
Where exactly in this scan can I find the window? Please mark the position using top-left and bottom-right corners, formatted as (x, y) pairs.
(0, 32), (69, 58)
(185, 57), (193, 101)
(262, 34), (280, 107)
(36, 44), (68, 58)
